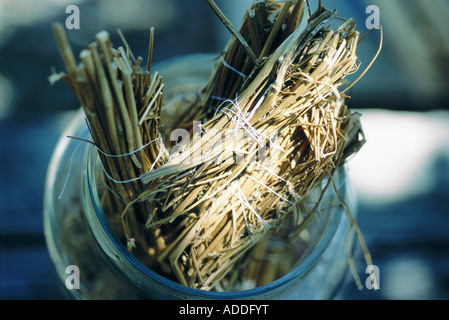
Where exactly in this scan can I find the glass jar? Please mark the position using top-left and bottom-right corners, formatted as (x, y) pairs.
(43, 54), (357, 300)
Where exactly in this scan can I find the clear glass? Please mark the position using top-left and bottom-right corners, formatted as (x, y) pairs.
(43, 54), (356, 300)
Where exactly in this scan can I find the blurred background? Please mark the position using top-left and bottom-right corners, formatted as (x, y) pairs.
(0, 0), (448, 299)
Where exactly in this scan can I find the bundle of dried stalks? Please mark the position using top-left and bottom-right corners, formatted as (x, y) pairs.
(51, 24), (169, 261)
(52, 0), (369, 291)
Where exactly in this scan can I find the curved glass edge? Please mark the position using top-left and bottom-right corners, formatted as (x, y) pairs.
(84, 139), (353, 300)
(43, 108), (88, 300)
(282, 168), (356, 299)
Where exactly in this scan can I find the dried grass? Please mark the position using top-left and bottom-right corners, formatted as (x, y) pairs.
(51, 0), (370, 291)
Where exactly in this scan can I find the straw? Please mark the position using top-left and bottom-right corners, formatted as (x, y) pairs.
(51, 0), (371, 291)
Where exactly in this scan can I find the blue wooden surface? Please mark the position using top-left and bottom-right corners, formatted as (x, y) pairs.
(1, 0), (449, 300)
